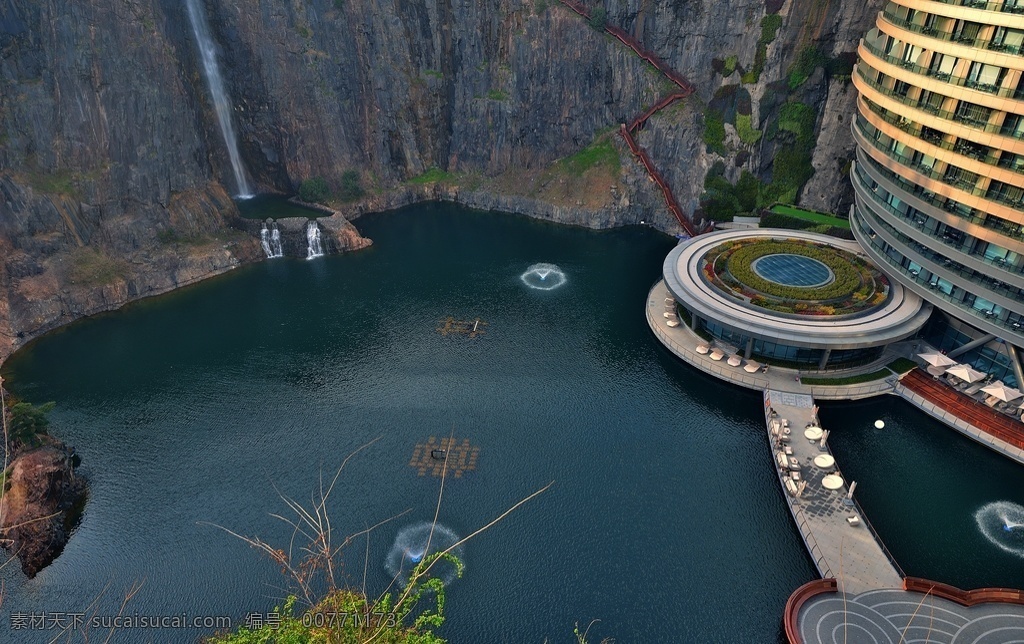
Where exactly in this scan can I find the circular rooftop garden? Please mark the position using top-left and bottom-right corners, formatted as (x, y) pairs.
(700, 238), (890, 317)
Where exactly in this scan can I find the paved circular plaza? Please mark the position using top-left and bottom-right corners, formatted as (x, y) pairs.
(794, 586), (1024, 644)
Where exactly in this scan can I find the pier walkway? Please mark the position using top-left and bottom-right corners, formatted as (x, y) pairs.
(762, 390), (903, 596)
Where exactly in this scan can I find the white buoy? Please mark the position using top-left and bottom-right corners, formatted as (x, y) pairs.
(874, 420), (885, 429)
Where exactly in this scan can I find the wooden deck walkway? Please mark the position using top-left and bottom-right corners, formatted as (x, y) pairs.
(901, 369), (1024, 452)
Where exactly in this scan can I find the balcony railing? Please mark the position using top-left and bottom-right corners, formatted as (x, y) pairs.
(860, 38), (1024, 99)
(856, 148), (1024, 241)
(855, 64), (1024, 140)
(854, 175), (1024, 301)
(852, 164), (1024, 278)
(861, 97), (1024, 176)
(881, 10), (1024, 56)
(931, 0), (1024, 14)
(852, 210), (1024, 339)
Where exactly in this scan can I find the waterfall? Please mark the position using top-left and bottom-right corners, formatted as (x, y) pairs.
(261, 222), (283, 258)
(269, 223), (283, 257)
(260, 224), (272, 258)
(306, 220), (324, 260)
(184, 0), (253, 198)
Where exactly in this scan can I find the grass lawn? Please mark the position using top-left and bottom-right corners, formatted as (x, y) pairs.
(406, 167), (455, 185)
(886, 357), (918, 374)
(769, 204), (851, 230)
(800, 368), (892, 386)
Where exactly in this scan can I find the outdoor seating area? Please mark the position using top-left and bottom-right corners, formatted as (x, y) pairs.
(902, 368), (1024, 451)
(917, 352), (1024, 423)
(768, 408), (845, 500)
(694, 339), (770, 374)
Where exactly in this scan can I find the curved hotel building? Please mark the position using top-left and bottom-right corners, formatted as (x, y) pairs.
(851, 0), (1024, 387)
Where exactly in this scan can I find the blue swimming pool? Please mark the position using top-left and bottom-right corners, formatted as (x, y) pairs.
(752, 254), (834, 287)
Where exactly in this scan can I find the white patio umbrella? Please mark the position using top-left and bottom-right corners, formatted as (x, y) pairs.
(696, 344), (710, 355)
(743, 360), (761, 373)
(727, 355), (742, 367)
(821, 474), (845, 490)
(981, 382), (1024, 402)
(946, 364), (986, 383)
(926, 365), (948, 377)
(918, 352), (957, 367)
(709, 348), (725, 361)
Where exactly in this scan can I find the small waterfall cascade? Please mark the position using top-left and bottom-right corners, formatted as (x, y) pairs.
(260, 222), (283, 258)
(184, 0), (253, 198)
(306, 220), (324, 260)
(270, 224), (283, 257)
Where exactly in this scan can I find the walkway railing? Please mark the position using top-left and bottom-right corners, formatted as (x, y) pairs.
(557, 0), (702, 237)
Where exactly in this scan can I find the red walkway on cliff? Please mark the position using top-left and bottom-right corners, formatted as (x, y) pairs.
(558, 0), (701, 238)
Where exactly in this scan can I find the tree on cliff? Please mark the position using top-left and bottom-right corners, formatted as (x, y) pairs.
(338, 170), (365, 202)
(299, 177), (332, 204)
(7, 401), (54, 451)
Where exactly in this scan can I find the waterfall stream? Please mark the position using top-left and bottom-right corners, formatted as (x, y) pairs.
(185, 0), (253, 198)
(306, 221), (324, 260)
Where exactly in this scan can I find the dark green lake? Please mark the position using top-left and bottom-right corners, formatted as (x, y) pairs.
(2, 203), (1022, 642)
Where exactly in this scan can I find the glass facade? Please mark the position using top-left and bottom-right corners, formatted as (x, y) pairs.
(696, 315), (885, 368)
(851, 0), (1024, 381)
(924, 313), (1020, 387)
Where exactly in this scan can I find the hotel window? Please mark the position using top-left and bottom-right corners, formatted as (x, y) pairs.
(901, 44), (923, 66)
(965, 62), (1005, 91)
(954, 101), (991, 127)
(986, 179), (1024, 205)
(919, 90), (944, 114)
(953, 21), (982, 44)
(928, 53), (956, 79)
(1002, 113), (1024, 138)
(992, 27), (1024, 53)
(893, 79), (911, 98)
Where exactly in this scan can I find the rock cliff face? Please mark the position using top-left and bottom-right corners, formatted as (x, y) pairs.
(1, 0), (884, 362)
(0, 443), (87, 577)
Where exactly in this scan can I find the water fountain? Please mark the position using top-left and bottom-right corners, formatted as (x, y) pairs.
(184, 0), (253, 198)
(306, 220), (324, 260)
(520, 263), (567, 291)
(384, 522), (464, 587)
(975, 501), (1024, 558)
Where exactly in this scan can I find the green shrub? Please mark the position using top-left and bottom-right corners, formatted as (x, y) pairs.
(723, 55), (738, 76)
(722, 239), (866, 301)
(703, 108), (726, 154)
(7, 401), (54, 450)
(486, 89), (508, 101)
(745, 14), (783, 84)
(338, 170), (364, 202)
(736, 114), (762, 144)
(299, 177), (331, 204)
(588, 6), (607, 30)
(778, 102), (817, 145)
(787, 46), (827, 90)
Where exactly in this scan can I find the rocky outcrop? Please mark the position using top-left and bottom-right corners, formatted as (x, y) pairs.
(0, 443), (87, 578)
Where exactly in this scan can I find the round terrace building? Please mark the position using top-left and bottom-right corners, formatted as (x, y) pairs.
(663, 229), (931, 370)
(851, 0), (1024, 387)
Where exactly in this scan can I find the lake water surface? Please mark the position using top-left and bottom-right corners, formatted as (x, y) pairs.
(3, 203), (1022, 642)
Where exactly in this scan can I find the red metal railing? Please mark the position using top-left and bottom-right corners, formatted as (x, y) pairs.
(558, 0), (705, 237)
